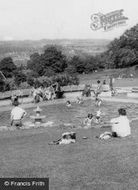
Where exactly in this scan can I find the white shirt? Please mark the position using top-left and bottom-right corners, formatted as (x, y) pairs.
(11, 107), (27, 120)
(84, 118), (93, 127)
(110, 116), (131, 137)
(96, 110), (101, 117)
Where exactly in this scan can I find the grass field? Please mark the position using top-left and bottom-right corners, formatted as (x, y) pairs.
(0, 99), (138, 189)
(79, 69), (138, 87)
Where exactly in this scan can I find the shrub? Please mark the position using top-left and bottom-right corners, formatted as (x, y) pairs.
(19, 82), (30, 89)
(27, 74), (79, 88)
(36, 76), (52, 87)
(51, 73), (79, 86)
(14, 71), (27, 86)
(6, 78), (17, 91)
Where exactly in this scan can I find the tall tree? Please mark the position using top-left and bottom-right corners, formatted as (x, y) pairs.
(0, 57), (17, 78)
(103, 24), (138, 68)
(27, 46), (67, 76)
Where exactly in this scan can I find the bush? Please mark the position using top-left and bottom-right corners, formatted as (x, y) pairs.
(44, 68), (55, 77)
(51, 73), (79, 86)
(36, 76), (52, 87)
(19, 82), (30, 89)
(27, 77), (35, 86)
(27, 74), (79, 88)
(14, 71), (27, 86)
(6, 78), (17, 91)
(0, 80), (5, 92)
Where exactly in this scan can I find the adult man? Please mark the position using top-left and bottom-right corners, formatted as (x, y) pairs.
(11, 101), (27, 128)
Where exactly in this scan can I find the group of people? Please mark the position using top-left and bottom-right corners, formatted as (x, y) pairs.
(65, 82), (133, 140)
(83, 109), (102, 128)
(9, 75), (135, 141)
(10, 93), (134, 141)
(10, 94), (133, 141)
(31, 82), (64, 103)
(81, 103), (132, 139)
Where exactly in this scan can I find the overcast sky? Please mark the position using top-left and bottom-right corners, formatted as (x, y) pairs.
(0, 0), (137, 40)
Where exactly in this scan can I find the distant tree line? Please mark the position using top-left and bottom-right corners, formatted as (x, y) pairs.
(0, 23), (138, 91)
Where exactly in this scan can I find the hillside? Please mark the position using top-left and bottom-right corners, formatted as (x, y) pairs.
(0, 39), (110, 66)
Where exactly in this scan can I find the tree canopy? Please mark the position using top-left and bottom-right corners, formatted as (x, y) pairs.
(0, 57), (17, 78)
(27, 46), (67, 76)
(103, 24), (138, 68)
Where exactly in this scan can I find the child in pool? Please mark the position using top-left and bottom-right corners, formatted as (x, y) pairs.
(95, 109), (102, 123)
(66, 100), (72, 107)
(76, 96), (84, 104)
(83, 113), (94, 128)
(95, 97), (102, 107)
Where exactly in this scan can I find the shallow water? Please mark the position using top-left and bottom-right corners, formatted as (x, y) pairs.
(0, 99), (138, 129)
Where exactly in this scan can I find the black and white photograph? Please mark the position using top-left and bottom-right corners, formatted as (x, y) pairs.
(0, 0), (138, 189)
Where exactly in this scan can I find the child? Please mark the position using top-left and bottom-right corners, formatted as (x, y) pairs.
(66, 100), (72, 107)
(11, 94), (19, 106)
(11, 101), (27, 129)
(98, 108), (131, 139)
(95, 97), (102, 107)
(83, 113), (94, 128)
(76, 96), (84, 104)
(95, 109), (101, 123)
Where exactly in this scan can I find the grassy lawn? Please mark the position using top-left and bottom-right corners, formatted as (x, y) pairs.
(0, 100), (138, 189)
(79, 70), (138, 87)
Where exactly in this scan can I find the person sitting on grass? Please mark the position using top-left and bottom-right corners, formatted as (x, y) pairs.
(11, 100), (27, 129)
(98, 108), (131, 139)
(83, 113), (94, 128)
(66, 100), (72, 107)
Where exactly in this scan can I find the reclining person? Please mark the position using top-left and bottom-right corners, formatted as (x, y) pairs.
(11, 101), (27, 129)
(99, 108), (131, 139)
(49, 132), (76, 145)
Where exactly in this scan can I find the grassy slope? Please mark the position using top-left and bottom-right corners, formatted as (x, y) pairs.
(0, 100), (138, 189)
(79, 68), (138, 87)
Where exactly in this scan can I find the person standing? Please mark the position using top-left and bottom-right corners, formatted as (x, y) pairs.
(11, 101), (27, 129)
(109, 76), (115, 91)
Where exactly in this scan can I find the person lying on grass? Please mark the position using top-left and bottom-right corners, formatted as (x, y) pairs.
(11, 100), (27, 129)
(49, 132), (76, 145)
(98, 108), (131, 139)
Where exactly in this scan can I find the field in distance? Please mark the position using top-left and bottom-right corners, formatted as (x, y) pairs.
(0, 39), (110, 66)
